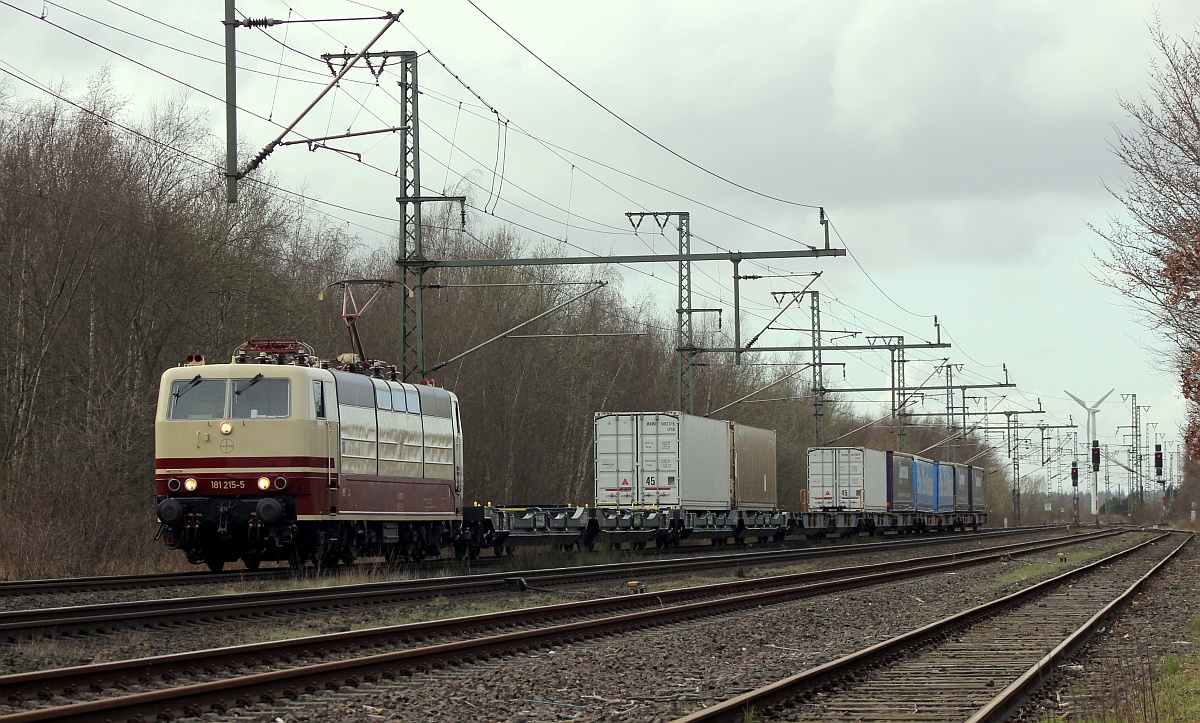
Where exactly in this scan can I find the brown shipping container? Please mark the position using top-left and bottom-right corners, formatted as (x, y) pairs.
(731, 423), (777, 510)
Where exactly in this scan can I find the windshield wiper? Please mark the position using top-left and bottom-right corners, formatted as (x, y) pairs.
(172, 375), (202, 399)
(235, 373), (265, 396)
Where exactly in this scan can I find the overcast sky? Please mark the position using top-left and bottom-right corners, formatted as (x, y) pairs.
(2, 0), (1196, 494)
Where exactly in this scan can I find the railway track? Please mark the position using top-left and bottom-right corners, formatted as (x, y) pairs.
(0, 568), (294, 598)
(0, 557), (508, 599)
(0, 529), (1130, 722)
(674, 529), (1191, 722)
(0, 524), (1059, 600)
(0, 527), (1093, 640)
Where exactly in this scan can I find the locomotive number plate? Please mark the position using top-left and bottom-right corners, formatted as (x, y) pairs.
(211, 480), (246, 490)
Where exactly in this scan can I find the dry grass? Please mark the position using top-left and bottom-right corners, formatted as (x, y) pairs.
(1054, 613), (1200, 722)
(0, 483), (186, 580)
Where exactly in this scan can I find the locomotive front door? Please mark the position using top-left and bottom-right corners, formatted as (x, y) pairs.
(326, 420), (339, 489)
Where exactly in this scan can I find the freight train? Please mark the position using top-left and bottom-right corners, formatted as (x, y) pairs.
(152, 340), (988, 570)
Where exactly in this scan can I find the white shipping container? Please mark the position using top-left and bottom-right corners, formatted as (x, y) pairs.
(807, 447), (889, 512)
(731, 424), (777, 510)
(595, 412), (733, 510)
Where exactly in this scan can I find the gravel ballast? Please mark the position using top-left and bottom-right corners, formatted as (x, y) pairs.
(180, 531), (1150, 722)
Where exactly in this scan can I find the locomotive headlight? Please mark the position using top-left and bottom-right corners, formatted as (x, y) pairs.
(220, 422), (232, 435)
(167, 478), (181, 492)
(257, 476), (271, 491)
(184, 477), (198, 491)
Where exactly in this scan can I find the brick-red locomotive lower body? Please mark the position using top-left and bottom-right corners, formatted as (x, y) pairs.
(154, 460), (473, 571)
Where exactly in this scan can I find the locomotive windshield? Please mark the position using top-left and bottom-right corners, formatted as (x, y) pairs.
(168, 379), (227, 420)
(231, 378), (290, 419)
(166, 377), (290, 420)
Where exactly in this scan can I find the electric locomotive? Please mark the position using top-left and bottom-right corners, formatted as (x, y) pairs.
(153, 339), (467, 570)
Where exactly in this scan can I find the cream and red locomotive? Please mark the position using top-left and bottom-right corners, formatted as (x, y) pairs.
(154, 339), (466, 570)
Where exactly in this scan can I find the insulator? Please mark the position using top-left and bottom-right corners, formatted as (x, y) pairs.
(241, 17), (282, 28)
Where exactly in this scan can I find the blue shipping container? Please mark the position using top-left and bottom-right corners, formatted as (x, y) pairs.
(934, 461), (956, 512)
(913, 456), (937, 512)
(886, 451), (916, 511)
(969, 466), (987, 512)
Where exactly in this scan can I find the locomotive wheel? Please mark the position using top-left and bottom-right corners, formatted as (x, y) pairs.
(206, 557), (226, 572)
(243, 556), (261, 571)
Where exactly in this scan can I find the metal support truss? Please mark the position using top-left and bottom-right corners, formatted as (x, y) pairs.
(627, 211), (694, 413)
(396, 50), (422, 381)
(811, 290), (825, 446)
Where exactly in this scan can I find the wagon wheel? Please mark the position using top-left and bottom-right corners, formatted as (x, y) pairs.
(206, 556), (226, 573)
(242, 555), (261, 571)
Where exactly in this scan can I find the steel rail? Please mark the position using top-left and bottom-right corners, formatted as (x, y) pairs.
(0, 556), (510, 598)
(0, 528), (1091, 640)
(671, 530), (1189, 722)
(0, 569), (293, 597)
(0, 531), (1126, 722)
(967, 531), (1193, 722)
(0, 531), (1113, 706)
(0, 525), (1057, 598)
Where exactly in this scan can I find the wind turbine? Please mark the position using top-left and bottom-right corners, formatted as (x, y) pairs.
(1065, 388), (1115, 521)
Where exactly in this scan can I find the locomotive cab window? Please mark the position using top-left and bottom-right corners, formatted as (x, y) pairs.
(314, 380), (326, 419)
(405, 386), (421, 414)
(231, 377), (290, 419)
(168, 378), (227, 420)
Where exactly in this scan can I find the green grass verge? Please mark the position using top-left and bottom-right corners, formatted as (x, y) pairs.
(1061, 613), (1200, 722)
(991, 549), (1108, 588)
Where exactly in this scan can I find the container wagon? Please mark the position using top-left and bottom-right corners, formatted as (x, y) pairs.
(593, 412), (783, 547)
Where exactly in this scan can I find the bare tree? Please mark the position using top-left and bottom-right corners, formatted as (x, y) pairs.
(1095, 22), (1200, 459)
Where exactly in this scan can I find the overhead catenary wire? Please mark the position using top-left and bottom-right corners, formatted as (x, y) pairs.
(37, 1), (1003, 388)
(4, 3), (1038, 432)
(45, 0), (340, 87)
(238, 10), (402, 179)
(396, 27), (822, 249)
(0, 0), (306, 131)
(0, 54), (715, 342)
(465, 0), (821, 210)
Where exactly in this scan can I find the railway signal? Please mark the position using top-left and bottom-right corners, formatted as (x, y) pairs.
(1155, 443), (1164, 478)
(1091, 440), (1100, 472)
(1070, 461), (1079, 487)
